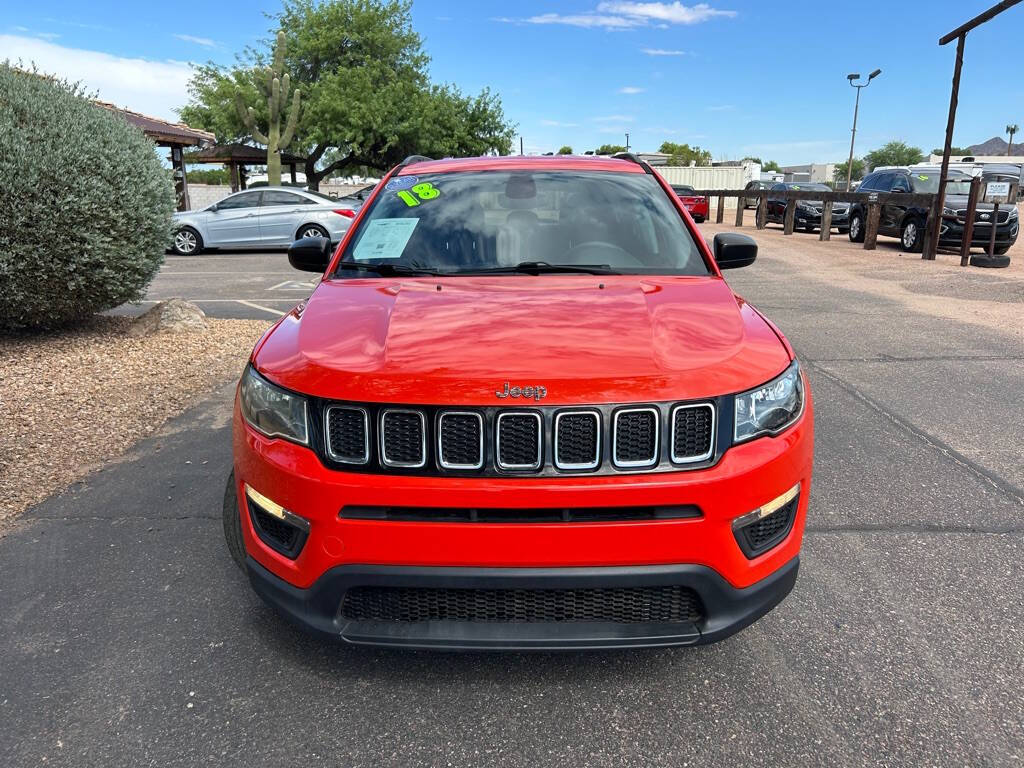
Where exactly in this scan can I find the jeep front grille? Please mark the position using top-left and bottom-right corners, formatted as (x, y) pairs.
(321, 400), (721, 477)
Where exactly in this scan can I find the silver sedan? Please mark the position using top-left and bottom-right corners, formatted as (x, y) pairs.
(170, 187), (357, 255)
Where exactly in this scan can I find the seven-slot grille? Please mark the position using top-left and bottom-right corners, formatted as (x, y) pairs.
(323, 402), (719, 475)
(438, 412), (484, 469)
(496, 412), (542, 470)
(325, 406), (369, 464)
(671, 404), (715, 463)
(380, 409), (426, 467)
(955, 208), (1011, 224)
(613, 408), (659, 467)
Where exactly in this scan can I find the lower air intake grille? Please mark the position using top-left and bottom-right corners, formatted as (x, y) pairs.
(734, 494), (799, 558)
(380, 410), (425, 467)
(497, 413), (541, 469)
(247, 501), (306, 559)
(341, 585), (704, 624)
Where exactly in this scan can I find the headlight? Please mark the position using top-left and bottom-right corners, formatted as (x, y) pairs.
(1008, 207), (1018, 220)
(796, 201), (815, 210)
(240, 366), (309, 445)
(942, 206), (956, 216)
(734, 361), (804, 442)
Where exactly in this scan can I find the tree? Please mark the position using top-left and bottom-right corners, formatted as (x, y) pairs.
(180, 0), (515, 189)
(557, 145), (573, 155)
(864, 141), (924, 170)
(834, 158), (865, 183)
(0, 65), (174, 330)
(931, 146), (970, 156)
(234, 31), (302, 187)
(762, 160), (781, 173)
(658, 141), (712, 166)
(595, 144), (626, 155)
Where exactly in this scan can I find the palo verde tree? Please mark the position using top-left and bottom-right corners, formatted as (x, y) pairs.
(659, 141), (712, 166)
(181, 0), (514, 189)
(234, 30), (301, 187)
(864, 141), (924, 170)
(557, 145), (573, 155)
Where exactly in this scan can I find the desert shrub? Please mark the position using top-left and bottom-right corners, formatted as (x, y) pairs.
(0, 64), (175, 330)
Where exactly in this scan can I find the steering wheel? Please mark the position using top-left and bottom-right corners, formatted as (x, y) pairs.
(560, 241), (641, 267)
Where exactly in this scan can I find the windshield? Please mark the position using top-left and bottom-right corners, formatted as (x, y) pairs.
(673, 185), (696, 195)
(786, 183), (831, 192)
(910, 173), (973, 195)
(303, 189), (339, 203)
(336, 170), (708, 276)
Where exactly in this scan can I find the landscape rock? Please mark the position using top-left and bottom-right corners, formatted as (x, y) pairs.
(128, 299), (207, 336)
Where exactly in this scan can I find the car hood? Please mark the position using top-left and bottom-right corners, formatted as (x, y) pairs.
(253, 276), (792, 405)
(942, 195), (1012, 211)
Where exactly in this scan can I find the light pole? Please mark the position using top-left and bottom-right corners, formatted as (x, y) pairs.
(844, 69), (882, 191)
(625, 132), (630, 152)
(1007, 124), (1019, 155)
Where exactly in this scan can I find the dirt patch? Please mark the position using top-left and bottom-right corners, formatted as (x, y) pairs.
(0, 315), (270, 524)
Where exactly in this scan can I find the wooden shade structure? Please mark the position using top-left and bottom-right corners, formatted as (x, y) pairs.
(188, 143), (307, 193)
(95, 101), (215, 212)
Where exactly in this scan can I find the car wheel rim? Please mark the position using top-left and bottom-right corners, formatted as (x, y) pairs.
(175, 231), (196, 253)
(302, 228), (323, 239)
(903, 223), (917, 248)
(851, 219), (859, 238)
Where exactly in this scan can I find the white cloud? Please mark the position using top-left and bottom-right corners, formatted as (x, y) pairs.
(641, 47), (687, 56)
(618, 86), (646, 94)
(706, 104), (735, 111)
(495, 2), (734, 30)
(593, 114), (635, 122)
(13, 25), (30, 32)
(36, 32), (61, 41)
(0, 35), (193, 121)
(597, 2), (736, 24)
(173, 34), (217, 48)
(541, 119), (580, 127)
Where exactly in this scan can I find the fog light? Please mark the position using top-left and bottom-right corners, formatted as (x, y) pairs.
(732, 484), (800, 531)
(245, 484), (289, 519)
(244, 483), (310, 559)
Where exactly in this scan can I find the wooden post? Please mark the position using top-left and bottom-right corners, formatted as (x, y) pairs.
(960, 176), (981, 265)
(170, 145), (188, 211)
(925, 32), (966, 260)
(756, 193), (767, 230)
(987, 201), (1000, 257)
(864, 202), (881, 249)
(734, 196), (744, 227)
(290, 164), (298, 184)
(819, 199), (834, 241)
(716, 194), (725, 223)
(782, 200), (796, 235)
(239, 165), (247, 190)
(230, 163), (240, 193)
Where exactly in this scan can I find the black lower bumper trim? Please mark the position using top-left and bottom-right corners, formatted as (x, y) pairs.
(245, 556), (799, 650)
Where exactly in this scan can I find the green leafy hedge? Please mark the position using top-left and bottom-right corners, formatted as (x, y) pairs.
(0, 65), (175, 330)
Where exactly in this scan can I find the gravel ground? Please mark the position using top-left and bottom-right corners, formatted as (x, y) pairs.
(0, 315), (270, 523)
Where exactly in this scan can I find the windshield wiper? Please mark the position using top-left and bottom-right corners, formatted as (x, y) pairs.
(334, 261), (445, 277)
(458, 261), (622, 275)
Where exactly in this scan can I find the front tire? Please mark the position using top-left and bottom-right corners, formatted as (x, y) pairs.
(172, 226), (203, 255)
(297, 224), (329, 240)
(849, 212), (865, 242)
(222, 471), (246, 571)
(900, 217), (924, 253)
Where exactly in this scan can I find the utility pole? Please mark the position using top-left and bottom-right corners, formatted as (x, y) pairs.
(843, 69), (881, 191)
(519, 136), (523, 156)
(1008, 124), (1019, 155)
(625, 132), (630, 152)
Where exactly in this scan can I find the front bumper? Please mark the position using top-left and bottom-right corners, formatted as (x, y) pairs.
(796, 208), (849, 228)
(939, 218), (1018, 248)
(246, 555), (800, 650)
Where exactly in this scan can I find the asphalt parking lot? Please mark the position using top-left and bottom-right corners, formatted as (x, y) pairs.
(4, 230), (1024, 766)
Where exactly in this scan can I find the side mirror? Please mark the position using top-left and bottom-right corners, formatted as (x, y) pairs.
(288, 236), (332, 273)
(713, 232), (757, 270)
(207, 203), (219, 212)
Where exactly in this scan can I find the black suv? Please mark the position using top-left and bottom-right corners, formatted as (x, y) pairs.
(848, 168), (1019, 254)
(758, 182), (850, 234)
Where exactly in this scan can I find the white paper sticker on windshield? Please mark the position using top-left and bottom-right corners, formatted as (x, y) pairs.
(352, 218), (418, 260)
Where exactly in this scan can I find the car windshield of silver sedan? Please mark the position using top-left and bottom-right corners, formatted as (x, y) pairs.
(335, 171), (708, 277)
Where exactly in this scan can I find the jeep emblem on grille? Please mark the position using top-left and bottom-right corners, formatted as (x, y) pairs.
(496, 382), (547, 401)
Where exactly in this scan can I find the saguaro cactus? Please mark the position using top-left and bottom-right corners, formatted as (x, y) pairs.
(235, 31), (301, 187)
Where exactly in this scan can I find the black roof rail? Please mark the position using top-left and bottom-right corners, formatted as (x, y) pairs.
(400, 154), (434, 167)
(611, 152), (653, 174)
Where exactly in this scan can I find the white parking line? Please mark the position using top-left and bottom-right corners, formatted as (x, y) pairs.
(235, 300), (287, 316)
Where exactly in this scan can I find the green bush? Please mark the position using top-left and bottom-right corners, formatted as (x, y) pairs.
(0, 64), (175, 330)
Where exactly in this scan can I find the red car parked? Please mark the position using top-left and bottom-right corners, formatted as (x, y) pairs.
(225, 153), (814, 650)
(672, 184), (709, 222)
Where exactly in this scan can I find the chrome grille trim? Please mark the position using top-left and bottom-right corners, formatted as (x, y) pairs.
(495, 411), (543, 470)
(379, 409), (427, 468)
(670, 403), (716, 464)
(437, 411), (485, 470)
(612, 406), (660, 468)
(324, 406), (370, 465)
(553, 410), (601, 471)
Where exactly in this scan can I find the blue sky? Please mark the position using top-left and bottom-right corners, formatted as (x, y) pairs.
(2, 0), (1021, 165)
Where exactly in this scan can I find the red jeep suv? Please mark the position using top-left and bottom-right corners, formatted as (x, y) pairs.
(225, 154), (814, 650)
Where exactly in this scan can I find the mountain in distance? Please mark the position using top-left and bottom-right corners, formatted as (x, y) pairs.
(967, 136), (1011, 155)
